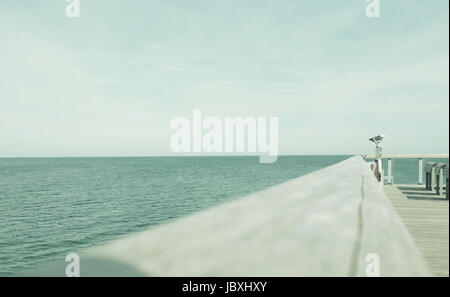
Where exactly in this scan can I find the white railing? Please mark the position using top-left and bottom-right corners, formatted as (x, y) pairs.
(363, 154), (449, 185)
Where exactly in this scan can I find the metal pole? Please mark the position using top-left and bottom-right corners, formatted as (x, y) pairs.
(418, 158), (423, 185)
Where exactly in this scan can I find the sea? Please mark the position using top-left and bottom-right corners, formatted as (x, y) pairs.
(0, 155), (447, 276)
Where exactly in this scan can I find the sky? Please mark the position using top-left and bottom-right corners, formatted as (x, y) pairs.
(0, 0), (448, 157)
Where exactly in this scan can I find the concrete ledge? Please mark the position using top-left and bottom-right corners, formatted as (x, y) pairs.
(65, 156), (429, 276)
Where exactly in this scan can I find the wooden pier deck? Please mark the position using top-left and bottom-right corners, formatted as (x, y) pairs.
(384, 184), (449, 277)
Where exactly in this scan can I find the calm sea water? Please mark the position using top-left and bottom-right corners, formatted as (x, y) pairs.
(0, 156), (447, 276)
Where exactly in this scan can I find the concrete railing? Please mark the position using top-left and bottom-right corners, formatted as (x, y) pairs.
(28, 156), (430, 276)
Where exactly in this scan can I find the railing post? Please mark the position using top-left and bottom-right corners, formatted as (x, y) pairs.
(446, 167), (449, 200)
(438, 167), (444, 195)
(385, 158), (393, 184)
(435, 164), (447, 196)
(431, 166), (436, 192)
(418, 158), (423, 185)
(388, 158), (392, 177)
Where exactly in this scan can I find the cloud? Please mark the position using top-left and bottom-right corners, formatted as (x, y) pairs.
(0, 0), (448, 156)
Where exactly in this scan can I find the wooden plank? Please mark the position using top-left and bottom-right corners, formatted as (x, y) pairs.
(384, 185), (449, 277)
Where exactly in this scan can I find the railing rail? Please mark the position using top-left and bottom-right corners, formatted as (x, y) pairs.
(363, 154), (449, 185)
(363, 154), (449, 159)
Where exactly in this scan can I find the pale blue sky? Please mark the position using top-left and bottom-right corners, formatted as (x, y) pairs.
(0, 0), (448, 157)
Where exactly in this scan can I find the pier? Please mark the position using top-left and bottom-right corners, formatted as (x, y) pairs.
(384, 185), (448, 276)
(29, 155), (444, 277)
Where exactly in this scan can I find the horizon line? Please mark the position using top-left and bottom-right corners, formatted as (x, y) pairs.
(0, 154), (355, 159)
(0, 153), (449, 159)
